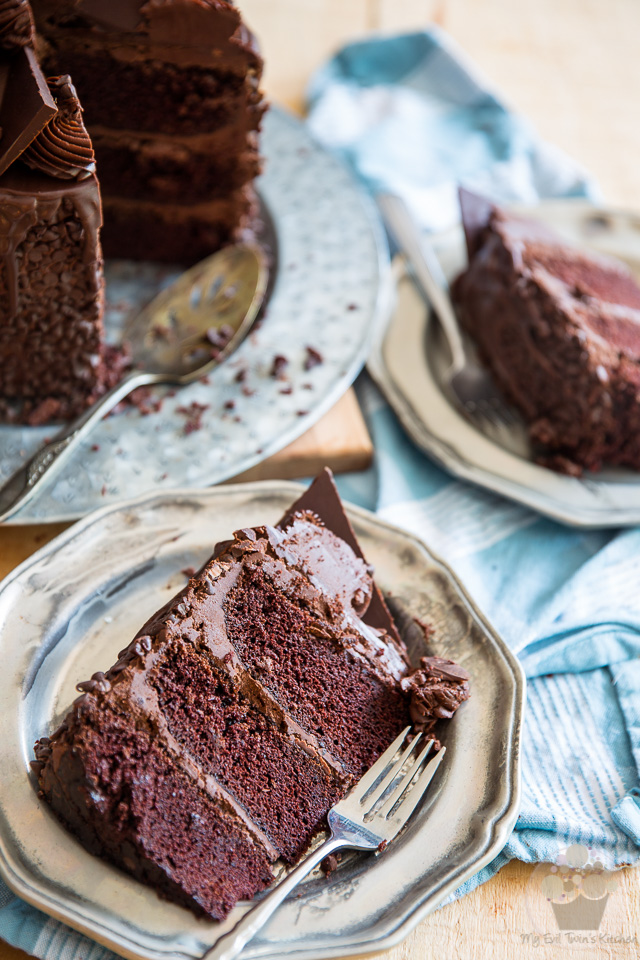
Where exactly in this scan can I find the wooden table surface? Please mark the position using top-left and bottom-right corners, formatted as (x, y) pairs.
(2, 1), (640, 958)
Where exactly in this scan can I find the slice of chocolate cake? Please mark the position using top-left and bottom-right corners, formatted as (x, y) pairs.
(453, 189), (640, 474)
(32, 0), (267, 263)
(32, 470), (469, 920)
(0, 6), (118, 424)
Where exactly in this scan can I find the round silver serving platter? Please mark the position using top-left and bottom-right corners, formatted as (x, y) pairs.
(368, 201), (640, 527)
(0, 106), (390, 524)
(0, 483), (524, 960)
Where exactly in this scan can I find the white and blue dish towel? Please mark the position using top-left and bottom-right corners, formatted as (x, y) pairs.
(1, 26), (639, 960)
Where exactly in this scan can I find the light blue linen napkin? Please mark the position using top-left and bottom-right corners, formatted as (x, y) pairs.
(308, 25), (640, 898)
(1, 26), (638, 960)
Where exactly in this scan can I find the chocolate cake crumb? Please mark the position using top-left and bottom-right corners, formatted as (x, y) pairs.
(176, 401), (209, 435)
(304, 347), (323, 371)
(321, 853), (342, 875)
(271, 355), (288, 379)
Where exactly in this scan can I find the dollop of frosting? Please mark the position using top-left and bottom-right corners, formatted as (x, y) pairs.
(400, 656), (470, 736)
(0, 0), (35, 48)
(23, 77), (96, 180)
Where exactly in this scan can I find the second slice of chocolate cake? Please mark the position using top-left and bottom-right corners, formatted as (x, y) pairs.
(453, 188), (640, 474)
(33, 470), (469, 920)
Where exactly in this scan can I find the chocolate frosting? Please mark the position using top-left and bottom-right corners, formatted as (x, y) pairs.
(278, 468), (407, 653)
(0, 0), (35, 48)
(23, 76), (96, 179)
(401, 657), (470, 736)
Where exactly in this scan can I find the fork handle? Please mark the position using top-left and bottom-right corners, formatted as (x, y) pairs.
(377, 192), (466, 376)
(202, 835), (345, 960)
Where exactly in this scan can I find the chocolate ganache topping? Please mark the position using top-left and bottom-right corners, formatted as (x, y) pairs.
(0, 0), (35, 48)
(401, 657), (470, 736)
(23, 76), (96, 179)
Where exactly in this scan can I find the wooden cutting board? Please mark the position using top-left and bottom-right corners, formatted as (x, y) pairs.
(230, 387), (373, 482)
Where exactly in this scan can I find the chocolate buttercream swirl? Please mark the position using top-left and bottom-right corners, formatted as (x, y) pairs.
(23, 77), (96, 180)
(0, 0), (35, 48)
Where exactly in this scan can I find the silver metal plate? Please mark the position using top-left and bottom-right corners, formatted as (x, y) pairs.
(0, 483), (523, 960)
(368, 200), (640, 528)
(0, 106), (390, 524)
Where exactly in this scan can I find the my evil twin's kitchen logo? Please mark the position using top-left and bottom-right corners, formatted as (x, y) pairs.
(522, 843), (636, 948)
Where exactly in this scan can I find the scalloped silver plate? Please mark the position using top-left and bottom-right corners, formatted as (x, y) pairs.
(0, 483), (523, 960)
(369, 200), (640, 528)
(0, 106), (390, 524)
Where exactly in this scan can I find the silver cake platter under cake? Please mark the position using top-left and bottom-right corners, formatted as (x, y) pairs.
(0, 106), (391, 524)
(0, 482), (523, 960)
(368, 200), (640, 528)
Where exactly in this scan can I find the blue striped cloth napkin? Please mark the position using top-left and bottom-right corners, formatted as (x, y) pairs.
(1, 25), (639, 960)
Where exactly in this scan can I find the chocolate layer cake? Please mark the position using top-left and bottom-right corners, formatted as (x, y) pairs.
(0, 5), (116, 424)
(453, 189), (640, 474)
(32, 0), (267, 263)
(33, 470), (469, 920)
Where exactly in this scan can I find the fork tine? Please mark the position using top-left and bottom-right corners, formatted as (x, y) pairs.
(375, 739), (436, 819)
(362, 733), (423, 813)
(348, 726), (412, 803)
(383, 746), (446, 825)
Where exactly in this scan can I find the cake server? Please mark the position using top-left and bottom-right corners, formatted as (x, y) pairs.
(0, 243), (269, 523)
(377, 192), (520, 431)
(204, 727), (445, 960)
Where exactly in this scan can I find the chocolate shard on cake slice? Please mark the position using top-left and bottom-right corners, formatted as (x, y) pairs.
(32, 0), (267, 263)
(32, 469), (469, 920)
(453, 188), (640, 474)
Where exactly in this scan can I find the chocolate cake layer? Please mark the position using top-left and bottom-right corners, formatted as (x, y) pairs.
(453, 189), (640, 474)
(32, 0), (267, 264)
(33, 471), (470, 919)
(90, 128), (260, 204)
(38, 696), (274, 920)
(100, 186), (257, 263)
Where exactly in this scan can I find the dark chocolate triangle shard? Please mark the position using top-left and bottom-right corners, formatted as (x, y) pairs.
(278, 468), (404, 647)
(0, 47), (56, 177)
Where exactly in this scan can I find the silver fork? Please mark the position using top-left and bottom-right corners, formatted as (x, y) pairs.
(203, 727), (445, 960)
(377, 192), (521, 432)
